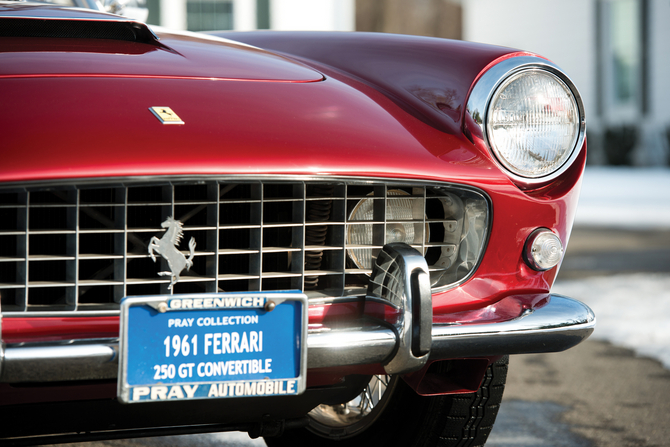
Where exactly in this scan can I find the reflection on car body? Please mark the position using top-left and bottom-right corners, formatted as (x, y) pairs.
(0, 2), (594, 446)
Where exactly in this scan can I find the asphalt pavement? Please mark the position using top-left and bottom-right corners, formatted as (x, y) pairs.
(494, 337), (670, 447)
(559, 227), (670, 279)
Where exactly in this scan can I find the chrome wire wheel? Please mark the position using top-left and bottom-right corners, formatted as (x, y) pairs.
(265, 357), (509, 447)
(306, 375), (397, 439)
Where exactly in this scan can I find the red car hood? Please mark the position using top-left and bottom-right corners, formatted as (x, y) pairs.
(1, 74), (504, 185)
(0, 4), (508, 186)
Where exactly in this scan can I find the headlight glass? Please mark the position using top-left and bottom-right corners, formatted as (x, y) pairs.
(487, 69), (580, 178)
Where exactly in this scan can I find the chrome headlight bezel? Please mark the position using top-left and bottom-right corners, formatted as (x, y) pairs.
(466, 56), (587, 185)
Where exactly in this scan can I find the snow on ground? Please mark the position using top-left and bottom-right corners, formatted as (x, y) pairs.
(575, 166), (670, 229)
(553, 274), (670, 370)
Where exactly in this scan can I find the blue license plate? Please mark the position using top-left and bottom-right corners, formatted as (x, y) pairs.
(118, 292), (307, 404)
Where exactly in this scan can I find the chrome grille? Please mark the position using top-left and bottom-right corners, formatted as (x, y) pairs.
(0, 179), (489, 315)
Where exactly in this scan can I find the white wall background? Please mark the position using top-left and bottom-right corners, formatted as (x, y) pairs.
(159, 0), (354, 32)
(648, 0), (670, 125)
(160, 0), (188, 30)
(462, 0), (597, 123)
(270, 0), (354, 31)
(232, 0), (256, 30)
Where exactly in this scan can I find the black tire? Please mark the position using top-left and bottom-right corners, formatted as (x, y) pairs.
(264, 356), (508, 447)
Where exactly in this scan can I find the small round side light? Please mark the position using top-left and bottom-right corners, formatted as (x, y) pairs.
(524, 228), (564, 271)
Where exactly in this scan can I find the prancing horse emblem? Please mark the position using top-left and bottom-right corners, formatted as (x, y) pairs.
(148, 217), (196, 289)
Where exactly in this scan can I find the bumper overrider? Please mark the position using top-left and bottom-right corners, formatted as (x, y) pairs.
(0, 243), (595, 385)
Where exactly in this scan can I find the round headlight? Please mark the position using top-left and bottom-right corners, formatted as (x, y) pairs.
(487, 69), (580, 178)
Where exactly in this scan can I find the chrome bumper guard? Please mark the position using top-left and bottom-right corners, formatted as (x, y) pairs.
(0, 244), (595, 384)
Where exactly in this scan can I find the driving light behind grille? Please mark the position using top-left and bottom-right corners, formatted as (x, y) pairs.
(347, 190), (428, 270)
(346, 188), (488, 289)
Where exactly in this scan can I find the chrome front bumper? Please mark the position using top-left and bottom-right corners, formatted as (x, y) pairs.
(0, 294), (594, 383)
(0, 244), (595, 384)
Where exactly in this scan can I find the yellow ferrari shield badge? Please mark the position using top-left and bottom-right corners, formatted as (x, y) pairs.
(149, 107), (184, 125)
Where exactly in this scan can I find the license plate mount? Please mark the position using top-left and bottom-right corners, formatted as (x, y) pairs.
(118, 292), (307, 404)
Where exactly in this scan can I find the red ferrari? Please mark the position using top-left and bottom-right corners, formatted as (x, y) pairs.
(0, 2), (594, 446)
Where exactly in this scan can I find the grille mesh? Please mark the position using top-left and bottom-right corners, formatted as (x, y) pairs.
(0, 179), (488, 315)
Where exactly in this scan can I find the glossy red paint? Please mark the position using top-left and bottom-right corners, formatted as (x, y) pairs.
(1, 75), (493, 184)
(0, 8), (587, 419)
(402, 358), (492, 396)
(307, 300), (363, 326)
(432, 294), (550, 325)
(1, 30), (523, 184)
(2, 316), (119, 343)
(0, 23), (585, 336)
(211, 31), (521, 137)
